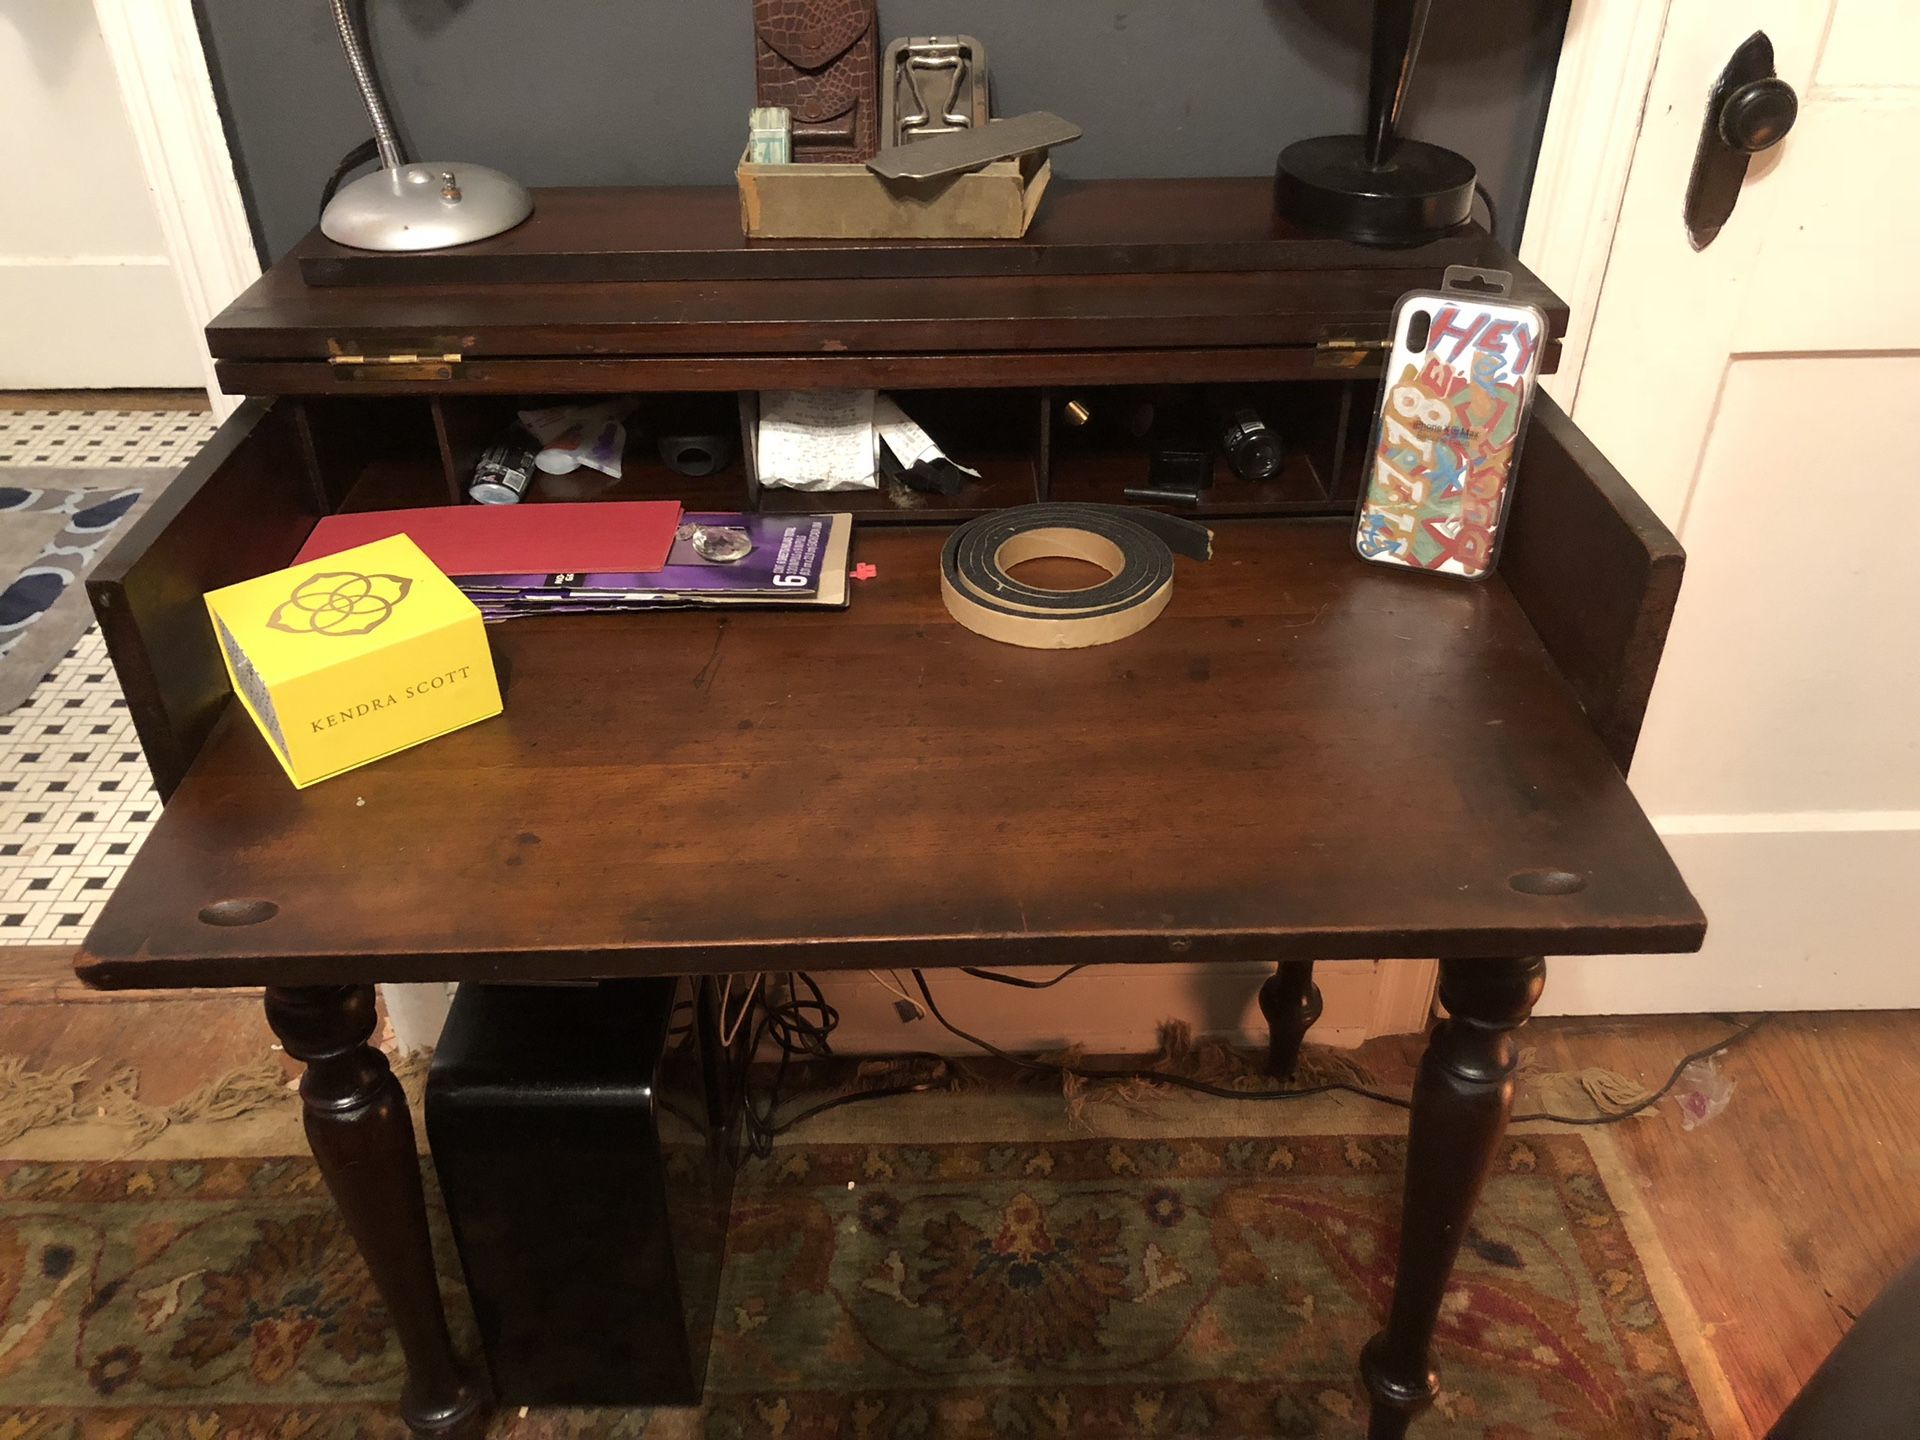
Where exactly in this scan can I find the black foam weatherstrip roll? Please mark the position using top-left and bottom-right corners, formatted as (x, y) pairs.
(940, 503), (1212, 649)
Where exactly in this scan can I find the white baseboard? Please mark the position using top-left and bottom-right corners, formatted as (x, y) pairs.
(1540, 821), (1920, 1014)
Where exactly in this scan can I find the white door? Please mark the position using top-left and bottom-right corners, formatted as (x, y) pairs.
(1526, 0), (1920, 1013)
(0, 1), (205, 388)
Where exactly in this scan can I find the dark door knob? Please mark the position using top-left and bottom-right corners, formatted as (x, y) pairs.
(1686, 31), (1795, 249)
(1718, 76), (1798, 153)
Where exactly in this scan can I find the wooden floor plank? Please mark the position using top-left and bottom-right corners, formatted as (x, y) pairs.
(1527, 1012), (1920, 1435)
(0, 943), (261, 1005)
(0, 389), (208, 411)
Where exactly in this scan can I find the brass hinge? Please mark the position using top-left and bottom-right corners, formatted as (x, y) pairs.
(328, 351), (463, 367)
(325, 340), (465, 380)
(1313, 335), (1393, 371)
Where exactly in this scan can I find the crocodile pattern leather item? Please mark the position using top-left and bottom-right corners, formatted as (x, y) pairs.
(753, 0), (879, 162)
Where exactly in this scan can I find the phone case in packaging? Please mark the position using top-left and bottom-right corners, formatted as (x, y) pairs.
(1354, 268), (1546, 580)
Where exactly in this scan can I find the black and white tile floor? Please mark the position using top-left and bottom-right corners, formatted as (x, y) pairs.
(0, 408), (217, 469)
(1, 410), (217, 945)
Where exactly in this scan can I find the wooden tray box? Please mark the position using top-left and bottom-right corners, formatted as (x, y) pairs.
(736, 149), (1051, 240)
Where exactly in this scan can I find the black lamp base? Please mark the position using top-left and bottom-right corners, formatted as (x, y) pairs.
(1276, 134), (1476, 247)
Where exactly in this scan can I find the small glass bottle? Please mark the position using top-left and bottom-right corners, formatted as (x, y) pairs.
(1209, 388), (1284, 483)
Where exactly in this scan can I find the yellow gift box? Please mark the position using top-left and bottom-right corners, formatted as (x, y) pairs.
(204, 534), (502, 788)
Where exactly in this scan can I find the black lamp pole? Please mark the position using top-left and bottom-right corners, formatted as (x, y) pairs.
(1277, 0), (1477, 246)
(1367, 0), (1431, 166)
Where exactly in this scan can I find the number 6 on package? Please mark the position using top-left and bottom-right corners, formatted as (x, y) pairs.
(1354, 268), (1546, 580)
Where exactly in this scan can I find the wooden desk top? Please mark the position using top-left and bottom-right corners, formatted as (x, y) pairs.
(205, 180), (1566, 369)
(79, 521), (1703, 990)
(293, 180), (1494, 287)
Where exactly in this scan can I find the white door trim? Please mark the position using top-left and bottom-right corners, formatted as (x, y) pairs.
(1519, 0), (1673, 409)
(92, 0), (259, 418)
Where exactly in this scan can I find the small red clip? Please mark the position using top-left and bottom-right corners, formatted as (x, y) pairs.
(851, 563), (878, 581)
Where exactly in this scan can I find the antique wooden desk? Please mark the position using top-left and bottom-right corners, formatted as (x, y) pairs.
(80, 181), (1703, 1439)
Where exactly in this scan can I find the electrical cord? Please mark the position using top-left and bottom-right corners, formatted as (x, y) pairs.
(718, 973), (764, 1048)
(748, 1073), (951, 1148)
(1510, 1013), (1771, 1125)
(1474, 181), (1500, 239)
(913, 969), (1771, 1126)
(741, 972), (953, 1157)
(761, 970), (835, 1057)
(959, 964), (1091, 989)
(909, 969), (1415, 1110)
(868, 968), (927, 1017)
(317, 138), (381, 219)
(734, 968), (1772, 1150)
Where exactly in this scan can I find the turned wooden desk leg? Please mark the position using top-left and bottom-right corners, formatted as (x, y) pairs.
(1259, 959), (1323, 1079)
(265, 985), (490, 1440)
(1360, 956), (1545, 1439)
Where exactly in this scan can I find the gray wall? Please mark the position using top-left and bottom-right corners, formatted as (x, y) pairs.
(198, 0), (1568, 263)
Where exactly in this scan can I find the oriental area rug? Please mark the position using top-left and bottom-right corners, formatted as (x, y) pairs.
(0, 1098), (1736, 1440)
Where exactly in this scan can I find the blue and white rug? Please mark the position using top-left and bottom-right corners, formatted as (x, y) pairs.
(0, 473), (156, 713)
(0, 408), (215, 946)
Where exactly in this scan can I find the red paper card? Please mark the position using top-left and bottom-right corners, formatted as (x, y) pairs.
(294, 502), (683, 577)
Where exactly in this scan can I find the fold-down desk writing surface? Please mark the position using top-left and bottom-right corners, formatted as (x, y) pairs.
(78, 521), (1703, 989)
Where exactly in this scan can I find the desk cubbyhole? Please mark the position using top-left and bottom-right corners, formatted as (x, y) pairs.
(431, 394), (751, 512)
(289, 384), (1371, 528)
(291, 396), (446, 514)
(744, 387), (1043, 523)
(1043, 381), (1363, 518)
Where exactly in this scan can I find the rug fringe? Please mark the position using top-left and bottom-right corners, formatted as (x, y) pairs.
(94, 1062), (171, 1143)
(1526, 1065), (1658, 1120)
(0, 1052), (298, 1148)
(391, 1047), (432, 1111)
(0, 1050), (388, 1150)
(0, 1054), (98, 1146)
(1043, 1022), (1383, 1129)
(166, 1055), (294, 1126)
(2, 1028), (1399, 1151)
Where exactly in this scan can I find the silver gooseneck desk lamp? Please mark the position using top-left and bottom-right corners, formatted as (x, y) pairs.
(318, 0), (533, 250)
